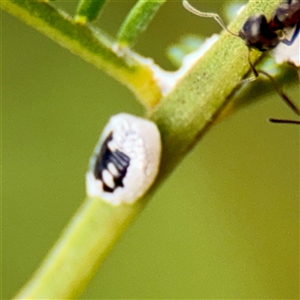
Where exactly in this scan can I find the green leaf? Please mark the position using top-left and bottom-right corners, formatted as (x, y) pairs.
(75, 0), (107, 24)
(1, 0), (162, 107)
(117, 0), (166, 47)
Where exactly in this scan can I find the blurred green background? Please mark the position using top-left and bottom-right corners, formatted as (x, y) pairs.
(2, 0), (299, 299)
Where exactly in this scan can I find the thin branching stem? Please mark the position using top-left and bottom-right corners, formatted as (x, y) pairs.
(1, 0), (162, 107)
(3, 0), (283, 299)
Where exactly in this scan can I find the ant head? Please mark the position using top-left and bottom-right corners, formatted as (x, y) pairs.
(239, 14), (280, 51)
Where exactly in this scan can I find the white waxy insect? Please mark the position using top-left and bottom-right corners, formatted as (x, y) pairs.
(86, 113), (162, 206)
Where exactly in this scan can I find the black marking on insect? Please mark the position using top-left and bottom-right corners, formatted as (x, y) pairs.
(93, 132), (130, 193)
(86, 113), (162, 206)
(183, 0), (300, 124)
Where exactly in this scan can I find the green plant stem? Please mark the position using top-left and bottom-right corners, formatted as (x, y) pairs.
(151, 0), (282, 176)
(15, 197), (144, 299)
(1, 0), (162, 107)
(7, 0), (282, 299)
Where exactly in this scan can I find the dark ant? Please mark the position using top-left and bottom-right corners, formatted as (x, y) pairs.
(239, 0), (300, 51)
(183, 0), (300, 124)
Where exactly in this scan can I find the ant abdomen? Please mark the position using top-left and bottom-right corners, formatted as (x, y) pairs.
(270, 1), (300, 30)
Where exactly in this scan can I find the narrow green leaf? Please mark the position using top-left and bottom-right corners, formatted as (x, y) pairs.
(117, 0), (166, 47)
(75, 0), (107, 24)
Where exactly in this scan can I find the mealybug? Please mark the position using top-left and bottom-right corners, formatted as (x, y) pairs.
(86, 113), (162, 205)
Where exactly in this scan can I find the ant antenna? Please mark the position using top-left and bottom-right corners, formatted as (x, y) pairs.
(182, 0), (239, 37)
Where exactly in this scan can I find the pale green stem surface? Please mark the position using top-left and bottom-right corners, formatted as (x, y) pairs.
(151, 0), (282, 176)
(1, 0), (162, 107)
(15, 197), (145, 299)
(4, 0), (282, 299)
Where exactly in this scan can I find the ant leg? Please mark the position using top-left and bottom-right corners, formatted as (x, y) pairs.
(280, 21), (300, 45)
(242, 52), (300, 117)
(258, 69), (300, 116)
(240, 51), (259, 84)
(269, 118), (300, 124)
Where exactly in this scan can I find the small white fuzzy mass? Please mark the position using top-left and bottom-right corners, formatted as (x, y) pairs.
(142, 34), (220, 96)
(113, 34), (219, 97)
